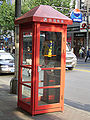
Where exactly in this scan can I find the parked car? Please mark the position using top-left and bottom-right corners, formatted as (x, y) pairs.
(0, 52), (15, 73)
(0, 50), (6, 53)
(66, 45), (77, 70)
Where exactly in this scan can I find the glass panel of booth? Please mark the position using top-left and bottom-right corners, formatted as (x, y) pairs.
(21, 68), (31, 103)
(22, 31), (32, 81)
(23, 31), (32, 66)
(39, 69), (60, 87)
(38, 31), (62, 106)
(22, 85), (31, 105)
(38, 88), (60, 106)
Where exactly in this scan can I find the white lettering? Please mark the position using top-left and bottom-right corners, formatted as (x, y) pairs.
(57, 20), (60, 23)
(43, 18), (47, 22)
(53, 19), (56, 22)
(61, 20), (64, 23)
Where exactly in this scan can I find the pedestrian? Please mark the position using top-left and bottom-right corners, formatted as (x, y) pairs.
(79, 48), (83, 58)
(85, 48), (90, 62)
(81, 46), (85, 58)
(12, 46), (15, 54)
(8, 47), (11, 53)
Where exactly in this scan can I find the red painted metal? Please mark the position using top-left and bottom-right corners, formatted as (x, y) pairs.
(20, 65), (32, 69)
(15, 5), (72, 25)
(31, 22), (37, 115)
(39, 85), (60, 89)
(36, 103), (61, 110)
(20, 82), (31, 88)
(35, 23), (40, 113)
(41, 67), (61, 70)
(15, 5), (72, 115)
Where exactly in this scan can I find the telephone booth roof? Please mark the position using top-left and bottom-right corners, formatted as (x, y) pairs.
(15, 5), (72, 25)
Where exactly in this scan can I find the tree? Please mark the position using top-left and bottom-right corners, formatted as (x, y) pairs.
(0, 0), (71, 36)
(21, 0), (71, 15)
(0, 1), (15, 36)
(0, 0), (72, 35)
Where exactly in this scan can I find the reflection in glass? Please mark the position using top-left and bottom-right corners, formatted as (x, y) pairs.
(21, 32), (32, 105)
(22, 85), (31, 105)
(39, 70), (60, 87)
(23, 32), (32, 65)
(22, 67), (32, 84)
(40, 31), (62, 68)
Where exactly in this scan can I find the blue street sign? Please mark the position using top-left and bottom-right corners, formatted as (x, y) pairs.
(71, 9), (82, 23)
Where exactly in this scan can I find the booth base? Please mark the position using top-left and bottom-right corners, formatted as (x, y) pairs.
(18, 100), (63, 116)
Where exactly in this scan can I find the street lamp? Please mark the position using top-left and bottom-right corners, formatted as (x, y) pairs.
(86, 9), (89, 50)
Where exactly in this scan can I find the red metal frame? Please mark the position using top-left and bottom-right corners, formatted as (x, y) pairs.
(17, 23), (67, 115)
(35, 24), (65, 113)
(18, 24), (33, 114)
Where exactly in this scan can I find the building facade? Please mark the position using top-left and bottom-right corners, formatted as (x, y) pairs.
(68, 0), (90, 57)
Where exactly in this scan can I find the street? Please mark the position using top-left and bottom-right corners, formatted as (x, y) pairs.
(65, 59), (90, 112)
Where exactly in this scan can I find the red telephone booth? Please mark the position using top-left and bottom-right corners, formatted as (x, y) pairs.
(15, 5), (72, 115)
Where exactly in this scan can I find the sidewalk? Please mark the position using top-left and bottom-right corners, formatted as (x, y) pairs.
(0, 75), (90, 120)
(77, 58), (90, 64)
(77, 58), (85, 62)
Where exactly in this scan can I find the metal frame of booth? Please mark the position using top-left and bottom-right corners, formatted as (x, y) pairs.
(15, 5), (72, 115)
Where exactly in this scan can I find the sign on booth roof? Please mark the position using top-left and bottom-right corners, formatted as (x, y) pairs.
(70, 9), (82, 23)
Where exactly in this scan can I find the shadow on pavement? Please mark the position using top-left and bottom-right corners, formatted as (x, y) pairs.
(0, 84), (22, 120)
(65, 98), (90, 112)
(0, 84), (63, 120)
(17, 107), (63, 120)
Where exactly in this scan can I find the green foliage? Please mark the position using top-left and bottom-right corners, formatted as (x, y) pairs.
(0, 2), (15, 35)
(0, 0), (71, 36)
(72, 0), (76, 9)
(21, 0), (71, 15)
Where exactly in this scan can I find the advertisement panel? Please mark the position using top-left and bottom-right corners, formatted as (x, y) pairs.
(71, 9), (82, 23)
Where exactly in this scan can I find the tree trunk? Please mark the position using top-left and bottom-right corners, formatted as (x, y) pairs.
(15, 0), (21, 18)
(10, 0), (21, 94)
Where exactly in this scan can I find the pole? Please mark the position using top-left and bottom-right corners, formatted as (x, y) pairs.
(15, 0), (21, 18)
(87, 13), (89, 50)
(10, 0), (21, 94)
(86, 0), (89, 51)
(80, 0), (81, 9)
(15, 0), (21, 79)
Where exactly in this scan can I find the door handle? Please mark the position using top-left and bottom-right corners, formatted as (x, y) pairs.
(38, 66), (41, 72)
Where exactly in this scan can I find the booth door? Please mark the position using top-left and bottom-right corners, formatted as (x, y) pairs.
(18, 31), (32, 106)
(36, 31), (62, 110)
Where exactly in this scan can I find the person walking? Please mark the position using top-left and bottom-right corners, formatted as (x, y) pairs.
(81, 46), (85, 58)
(85, 48), (90, 62)
(79, 47), (83, 58)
